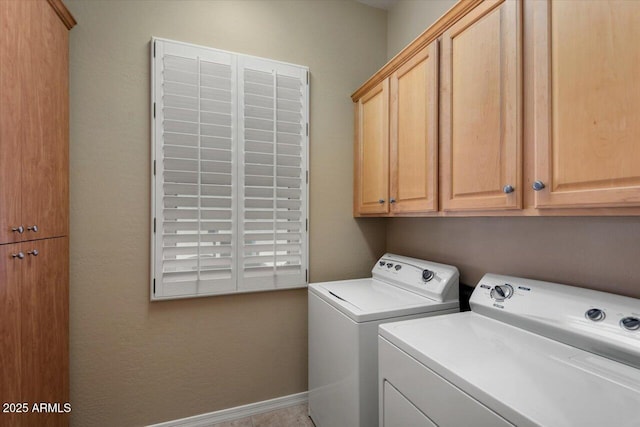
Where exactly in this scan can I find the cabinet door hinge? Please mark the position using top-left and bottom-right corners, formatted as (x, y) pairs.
(153, 278), (156, 294)
(306, 218), (308, 231)
(305, 269), (308, 283)
(153, 41), (156, 57)
(306, 170), (309, 184)
(306, 122), (309, 136)
(153, 102), (156, 118)
(153, 217), (156, 233)
(306, 71), (309, 85)
(153, 160), (156, 176)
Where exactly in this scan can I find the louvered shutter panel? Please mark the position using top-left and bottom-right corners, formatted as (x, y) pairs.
(238, 57), (308, 291)
(152, 38), (308, 299)
(153, 40), (238, 297)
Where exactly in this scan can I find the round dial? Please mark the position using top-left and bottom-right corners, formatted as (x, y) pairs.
(620, 316), (640, 331)
(490, 284), (514, 301)
(422, 269), (434, 282)
(585, 308), (605, 322)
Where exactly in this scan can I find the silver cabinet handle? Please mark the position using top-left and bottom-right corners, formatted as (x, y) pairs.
(390, 198), (396, 203)
(27, 225), (38, 232)
(12, 225), (24, 234)
(503, 185), (514, 194)
(378, 199), (385, 204)
(27, 250), (39, 257)
(532, 180), (546, 191)
(11, 252), (25, 259)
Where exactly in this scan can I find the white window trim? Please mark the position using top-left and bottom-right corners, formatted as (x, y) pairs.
(150, 37), (309, 300)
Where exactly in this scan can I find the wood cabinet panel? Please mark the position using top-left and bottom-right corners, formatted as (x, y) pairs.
(0, 239), (68, 427)
(533, 0), (640, 208)
(355, 80), (389, 215)
(21, 237), (69, 427)
(0, 0), (69, 243)
(441, 0), (521, 211)
(390, 43), (438, 213)
(21, 0), (69, 240)
(0, 244), (22, 427)
(0, 0), (25, 244)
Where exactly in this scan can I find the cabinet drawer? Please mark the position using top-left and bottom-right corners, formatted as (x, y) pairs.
(379, 337), (513, 427)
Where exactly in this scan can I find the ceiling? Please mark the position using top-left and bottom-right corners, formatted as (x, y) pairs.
(356, 0), (400, 11)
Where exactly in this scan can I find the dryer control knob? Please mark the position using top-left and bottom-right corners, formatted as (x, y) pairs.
(490, 284), (514, 301)
(422, 269), (434, 282)
(621, 317), (640, 331)
(585, 308), (605, 322)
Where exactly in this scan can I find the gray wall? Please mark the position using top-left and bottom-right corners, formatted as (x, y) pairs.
(66, 1), (386, 425)
(388, 217), (640, 298)
(387, 0), (456, 59)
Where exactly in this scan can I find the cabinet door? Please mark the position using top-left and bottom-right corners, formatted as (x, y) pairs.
(21, 0), (69, 240)
(0, 0), (25, 244)
(389, 42), (438, 214)
(532, 0), (640, 208)
(355, 79), (389, 215)
(441, 0), (521, 211)
(0, 244), (22, 427)
(21, 237), (69, 427)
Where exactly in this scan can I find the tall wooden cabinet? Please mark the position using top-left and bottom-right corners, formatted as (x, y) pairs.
(441, 0), (521, 211)
(532, 0), (640, 208)
(0, 1), (75, 426)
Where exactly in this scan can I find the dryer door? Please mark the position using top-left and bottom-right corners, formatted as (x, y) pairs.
(383, 381), (436, 427)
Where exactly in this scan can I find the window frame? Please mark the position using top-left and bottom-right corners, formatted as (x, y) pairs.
(150, 37), (309, 300)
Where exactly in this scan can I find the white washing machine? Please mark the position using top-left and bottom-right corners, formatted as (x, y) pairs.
(379, 273), (640, 427)
(308, 253), (460, 427)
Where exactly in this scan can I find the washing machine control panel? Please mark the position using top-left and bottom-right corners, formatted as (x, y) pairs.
(372, 253), (459, 302)
(471, 273), (640, 370)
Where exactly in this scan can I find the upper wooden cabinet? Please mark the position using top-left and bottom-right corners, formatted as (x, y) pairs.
(352, 0), (640, 216)
(354, 42), (439, 216)
(531, 0), (640, 208)
(390, 43), (439, 214)
(355, 79), (389, 215)
(441, 0), (521, 211)
(0, 0), (71, 244)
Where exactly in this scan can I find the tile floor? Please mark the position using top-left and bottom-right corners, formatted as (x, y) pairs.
(211, 403), (314, 427)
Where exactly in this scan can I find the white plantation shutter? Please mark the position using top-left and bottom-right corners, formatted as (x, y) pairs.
(151, 38), (308, 299)
(238, 57), (308, 291)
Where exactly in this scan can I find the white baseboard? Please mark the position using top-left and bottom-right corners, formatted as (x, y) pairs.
(148, 391), (308, 427)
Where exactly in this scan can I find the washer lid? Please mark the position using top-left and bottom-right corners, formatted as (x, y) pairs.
(379, 312), (640, 427)
(309, 278), (458, 323)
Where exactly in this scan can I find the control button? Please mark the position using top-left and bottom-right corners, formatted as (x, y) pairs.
(386, 263), (393, 268)
(379, 261), (385, 267)
(490, 284), (514, 301)
(394, 264), (402, 271)
(585, 308), (605, 322)
(480, 284), (491, 289)
(422, 269), (434, 282)
(621, 317), (640, 331)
